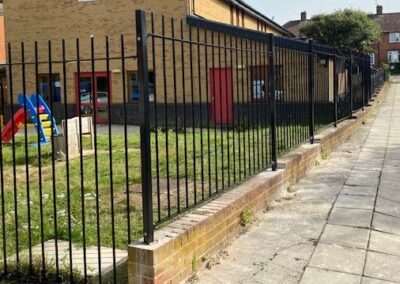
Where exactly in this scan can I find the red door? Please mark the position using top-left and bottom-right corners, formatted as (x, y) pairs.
(75, 72), (112, 123)
(210, 68), (233, 125)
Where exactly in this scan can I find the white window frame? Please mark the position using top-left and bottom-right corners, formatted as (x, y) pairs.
(388, 50), (399, 63)
(370, 53), (375, 65)
(389, 33), (400, 43)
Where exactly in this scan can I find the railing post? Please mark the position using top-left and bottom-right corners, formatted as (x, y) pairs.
(348, 50), (353, 118)
(308, 40), (315, 143)
(136, 9), (154, 244)
(268, 34), (277, 171)
(362, 54), (365, 110)
(333, 50), (338, 127)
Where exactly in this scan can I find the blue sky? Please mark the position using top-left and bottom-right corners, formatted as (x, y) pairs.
(243, 0), (399, 25)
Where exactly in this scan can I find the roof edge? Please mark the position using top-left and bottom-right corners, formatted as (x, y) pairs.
(224, 0), (294, 37)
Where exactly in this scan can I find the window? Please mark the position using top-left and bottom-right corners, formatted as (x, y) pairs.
(388, 51), (399, 63)
(389, 33), (400, 43)
(39, 74), (61, 103)
(370, 53), (375, 65)
(128, 71), (155, 102)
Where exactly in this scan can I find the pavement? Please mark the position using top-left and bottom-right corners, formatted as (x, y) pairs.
(193, 77), (400, 284)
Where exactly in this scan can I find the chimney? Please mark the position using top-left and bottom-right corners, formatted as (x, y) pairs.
(301, 11), (307, 21)
(377, 5), (383, 15)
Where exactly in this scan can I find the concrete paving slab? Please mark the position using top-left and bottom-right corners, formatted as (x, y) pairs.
(378, 187), (400, 203)
(320, 224), (369, 249)
(335, 195), (375, 210)
(372, 213), (400, 236)
(369, 230), (400, 256)
(341, 185), (377, 197)
(364, 251), (400, 283)
(301, 267), (361, 284)
(309, 243), (366, 275)
(362, 277), (397, 284)
(21, 240), (127, 281)
(375, 198), (400, 218)
(346, 175), (380, 187)
(328, 208), (373, 228)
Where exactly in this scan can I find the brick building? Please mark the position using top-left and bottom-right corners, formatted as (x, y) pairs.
(370, 5), (400, 71)
(3, 0), (292, 124)
(283, 5), (400, 71)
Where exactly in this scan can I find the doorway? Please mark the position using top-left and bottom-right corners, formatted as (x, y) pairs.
(75, 72), (112, 123)
(209, 68), (233, 125)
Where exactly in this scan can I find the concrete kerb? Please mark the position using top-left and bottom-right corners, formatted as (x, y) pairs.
(128, 83), (389, 284)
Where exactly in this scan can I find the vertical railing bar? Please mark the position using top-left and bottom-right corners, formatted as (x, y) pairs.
(196, 26), (205, 201)
(223, 33), (231, 187)
(349, 50), (353, 118)
(73, 37), (82, 280)
(217, 31), (224, 191)
(308, 40), (315, 144)
(282, 40), (288, 151)
(211, 30), (218, 194)
(150, 15), (162, 221)
(275, 41), (281, 155)
(291, 41), (296, 148)
(60, 39), (69, 281)
(292, 41), (298, 147)
(333, 51), (338, 127)
(121, 34), (132, 242)
(136, 10), (154, 243)
(262, 41), (268, 167)
(245, 40), (251, 175)
(180, 20), (189, 208)
(235, 36), (242, 180)
(21, 42), (33, 275)
(268, 34), (277, 171)
(36, 40), (47, 279)
(0, 81), (7, 275)
(171, 18), (181, 212)
(240, 37), (247, 177)
(204, 28), (212, 198)
(46, 39), (58, 279)
(161, 15), (171, 215)
(8, 43), (20, 269)
(258, 40), (264, 169)
(189, 25), (197, 204)
(250, 40), (256, 173)
(230, 34), (236, 183)
(254, 39), (260, 171)
(221, 33), (232, 188)
(105, 36), (117, 283)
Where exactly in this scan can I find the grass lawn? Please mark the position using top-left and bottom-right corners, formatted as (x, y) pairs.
(0, 122), (312, 276)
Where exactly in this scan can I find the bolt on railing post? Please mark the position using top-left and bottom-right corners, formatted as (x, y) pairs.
(333, 50), (338, 127)
(136, 9), (154, 244)
(308, 40), (315, 144)
(268, 34), (277, 171)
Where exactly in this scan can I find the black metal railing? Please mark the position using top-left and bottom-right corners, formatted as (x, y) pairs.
(0, 9), (385, 283)
(371, 69), (385, 96)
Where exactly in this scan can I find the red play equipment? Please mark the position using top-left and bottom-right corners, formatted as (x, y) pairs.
(1, 108), (27, 142)
(1, 94), (58, 144)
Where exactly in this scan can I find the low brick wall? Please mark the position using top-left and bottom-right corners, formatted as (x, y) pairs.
(128, 84), (387, 284)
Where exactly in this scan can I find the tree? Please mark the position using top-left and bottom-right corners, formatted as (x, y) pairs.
(300, 9), (381, 52)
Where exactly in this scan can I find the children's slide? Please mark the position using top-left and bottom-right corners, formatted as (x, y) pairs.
(1, 94), (59, 144)
(1, 108), (26, 142)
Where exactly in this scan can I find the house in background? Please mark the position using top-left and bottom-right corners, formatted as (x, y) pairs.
(282, 11), (309, 39)
(370, 5), (400, 71)
(283, 5), (400, 71)
(3, 0), (292, 125)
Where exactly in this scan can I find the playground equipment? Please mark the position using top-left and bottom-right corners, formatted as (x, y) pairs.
(1, 94), (59, 145)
